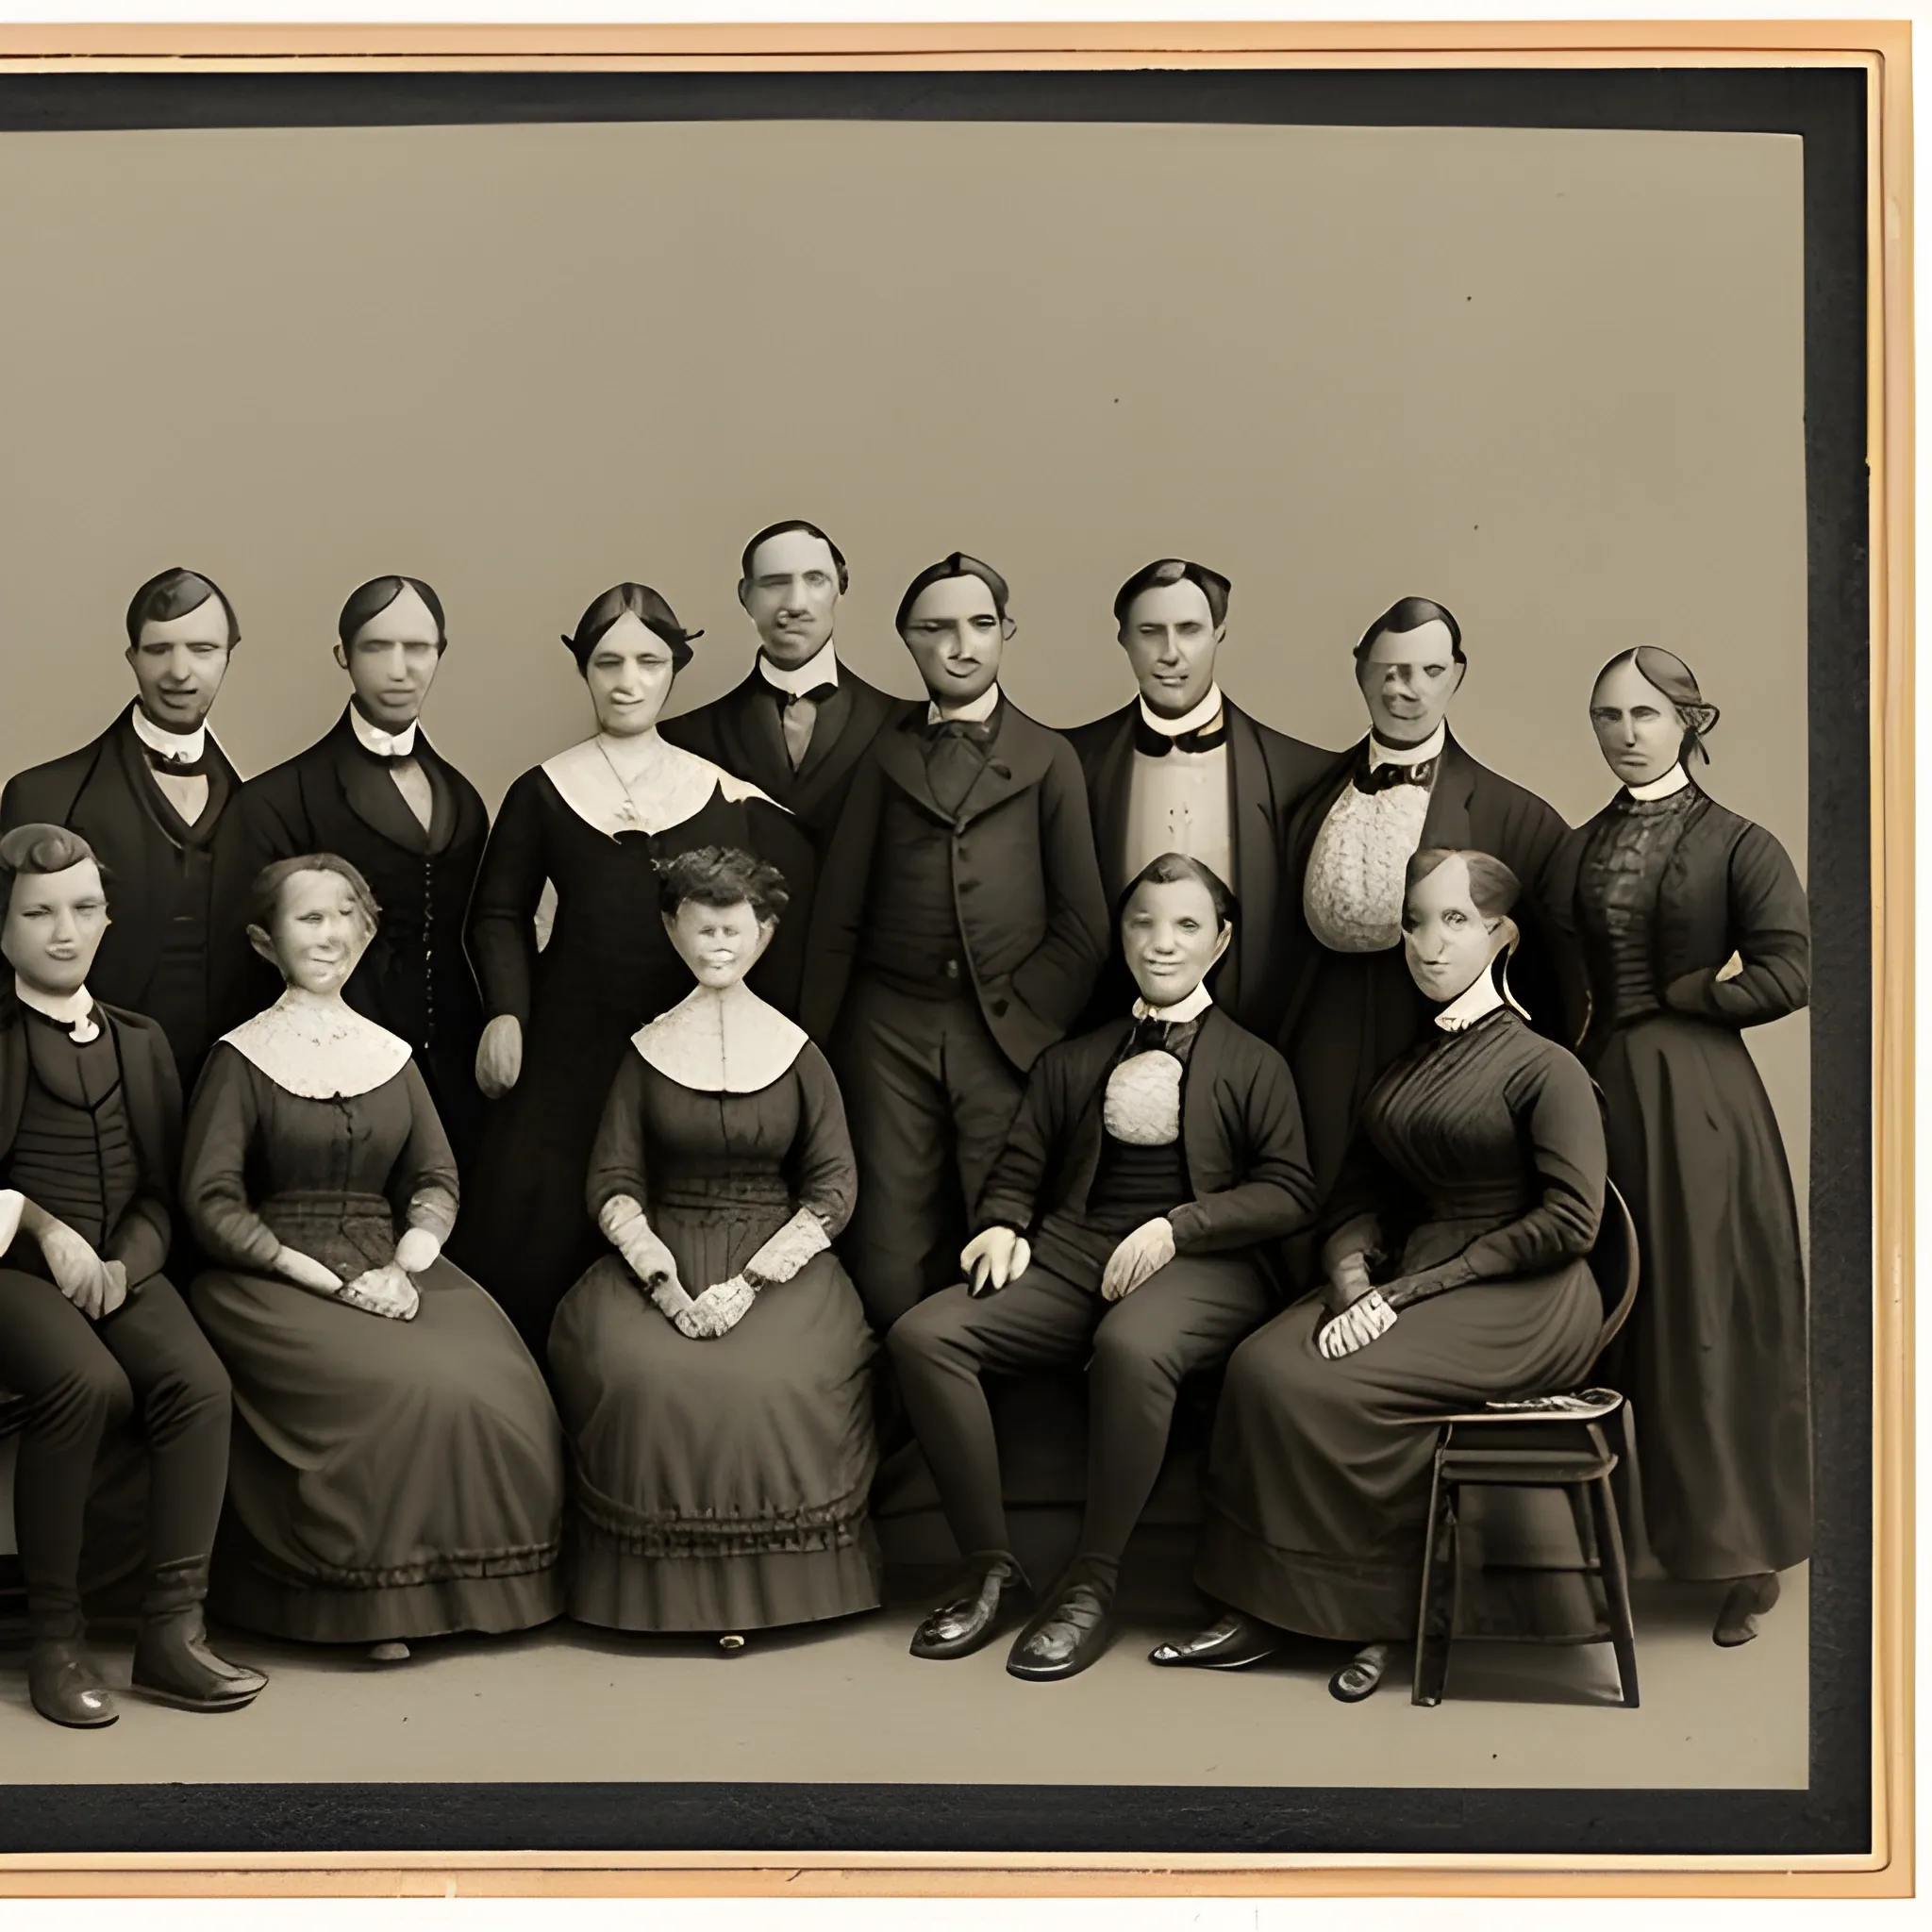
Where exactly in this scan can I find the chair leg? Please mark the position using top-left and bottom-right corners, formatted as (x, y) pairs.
(1589, 1474), (1640, 1708)
(1412, 1462), (1456, 1707)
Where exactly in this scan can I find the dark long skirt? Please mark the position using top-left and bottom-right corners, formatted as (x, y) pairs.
(1195, 1261), (1601, 1641)
(191, 1258), (566, 1642)
(1596, 1013), (1812, 1578)
(548, 1240), (882, 1634)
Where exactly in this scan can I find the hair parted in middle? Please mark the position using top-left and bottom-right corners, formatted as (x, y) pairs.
(1122, 850), (1236, 931)
(654, 845), (791, 924)
(562, 583), (703, 675)
(338, 575), (448, 651)
(893, 552), (1011, 632)
(249, 853), (382, 936)
(1355, 595), (1465, 665)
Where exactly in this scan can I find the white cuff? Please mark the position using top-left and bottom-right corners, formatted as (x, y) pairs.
(0, 1189), (24, 1256)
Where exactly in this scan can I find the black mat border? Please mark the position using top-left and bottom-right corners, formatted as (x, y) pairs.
(0, 62), (1874, 1862)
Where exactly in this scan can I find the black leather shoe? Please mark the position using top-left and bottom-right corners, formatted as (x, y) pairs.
(28, 1640), (119, 1728)
(909, 1557), (1030, 1660)
(1007, 1573), (1116, 1682)
(132, 1609), (267, 1712)
(1147, 1609), (1281, 1671)
(1714, 1572), (1781, 1648)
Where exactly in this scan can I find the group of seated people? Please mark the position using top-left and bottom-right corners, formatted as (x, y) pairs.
(0, 525), (1813, 1730)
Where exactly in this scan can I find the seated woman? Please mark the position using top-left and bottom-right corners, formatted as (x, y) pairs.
(548, 846), (879, 1644)
(1153, 847), (1607, 1701)
(183, 854), (566, 1660)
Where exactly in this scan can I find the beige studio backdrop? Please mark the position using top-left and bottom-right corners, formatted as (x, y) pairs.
(0, 115), (1812, 1790)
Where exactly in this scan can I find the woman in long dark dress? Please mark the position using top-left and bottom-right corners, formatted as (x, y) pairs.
(184, 854), (566, 1657)
(1545, 647), (1809, 1646)
(455, 585), (812, 1354)
(548, 847), (880, 1641)
(1152, 848), (1606, 1700)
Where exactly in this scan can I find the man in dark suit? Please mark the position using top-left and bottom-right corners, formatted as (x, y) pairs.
(0, 567), (246, 1091)
(214, 576), (491, 1170)
(658, 518), (900, 872)
(802, 552), (1109, 1332)
(1066, 558), (1332, 1037)
(0, 825), (264, 1726)
(887, 854), (1315, 1680)
(1277, 596), (1569, 1245)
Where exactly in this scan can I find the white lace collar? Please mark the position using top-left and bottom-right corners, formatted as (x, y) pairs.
(221, 990), (413, 1099)
(1138, 684), (1224, 738)
(631, 982), (807, 1093)
(925, 683), (1002, 726)
(541, 733), (777, 839)
(349, 704), (419, 759)
(1626, 764), (1692, 802)
(1131, 980), (1214, 1024)
(129, 704), (212, 767)
(15, 975), (101, 1042)
(758, 642), (840, 697)
(1369, 723), (1447, 770)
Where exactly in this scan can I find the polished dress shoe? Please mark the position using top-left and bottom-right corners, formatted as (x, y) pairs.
(1006, 1573), (1116, 1682)
(1147, 1609), (1282, 1670)
(909, 1557), (1030, 1660)
(132, 1608), (267, 1712)
(28, 1639), (119, 1728)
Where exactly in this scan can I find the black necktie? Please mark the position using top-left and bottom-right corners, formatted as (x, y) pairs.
(1134, 712), (1228, 758)
(143, 744), (209, 779)
(1355, 754), (1436, 794)
(1126, 1015), (1173, 1056)
(924, 715), (998, 816)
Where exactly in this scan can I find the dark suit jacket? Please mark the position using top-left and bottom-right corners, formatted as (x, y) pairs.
(1, 706), (242, 1080)
(658, 661), (902, 847)
(975, 1005), (1316, 1286)
(1065, 696), (1332, 1037)
(801, 699), (1110, 1074)
(212, 709), (491, 1158)
(1277, 728), (1572, 1047)
(1542, 788), (1810, 1062)
(0, 998), (182, 1291)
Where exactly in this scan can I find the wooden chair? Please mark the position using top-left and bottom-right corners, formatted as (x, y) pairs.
(1411, 1180), (1641, 1709)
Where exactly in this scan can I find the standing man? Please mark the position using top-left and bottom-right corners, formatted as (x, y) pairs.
(215, 575), (491, 1171)
(803, 552), (1109, 1332)
(1277, 595), (1569, 1239)
(887, 854), (1315, 1680)
(659, 516), (900, 874)
(1, 567), (246, 1092)
(1067, 558), (1332, 1037)
(0, 824), (264, 1726)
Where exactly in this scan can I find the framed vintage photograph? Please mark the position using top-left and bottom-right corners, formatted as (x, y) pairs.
(0, 16), (1911, 1901)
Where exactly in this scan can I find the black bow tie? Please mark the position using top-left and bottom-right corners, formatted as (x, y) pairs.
(1134, 711), (1227, 758)
(1125, 1016), (1175, 1055)
(1356, 754), (1437, 794)
(142, 744), (209, 779)
(774, 682), (837, 709)
(926, 715), (999, 747)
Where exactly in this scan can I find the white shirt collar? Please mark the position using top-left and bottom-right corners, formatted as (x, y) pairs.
(758, 641), (840, 698)
(349, 704), (419, 760)
(1368, 723), (1447, 770)
(1132, 980), (1214, 1024)
(15, 974), (100, 1039)
(1626, 764), (1691, 802)
(1435, 972), (1506, 1033)
(1137, 683), (1224, 739)
(129, 704), (208, 765)
(927, 682), (1002, 726)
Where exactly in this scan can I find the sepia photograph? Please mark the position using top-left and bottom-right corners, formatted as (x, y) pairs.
(0, 17), (1908, 1896)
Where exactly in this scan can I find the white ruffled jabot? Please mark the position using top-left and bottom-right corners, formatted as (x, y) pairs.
(222, 991), (414, 1100)
(632, 981), (807, 1094)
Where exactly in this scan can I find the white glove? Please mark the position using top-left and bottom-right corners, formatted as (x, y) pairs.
(38, 1221), (114, 1320)
(676, 1274), (757, 1339)
(741, 1208), (829, 1289)
(475, 1014), (524, 1099)
(1100, 1217), (1176, 1303)
(393, 1226), (441, 1275)
(962, 1225), (1031, 1297)
(1318, 1290), (1398, 1358)
(275, 1245), (346, 1295)
(339, 1263), (421, 1322)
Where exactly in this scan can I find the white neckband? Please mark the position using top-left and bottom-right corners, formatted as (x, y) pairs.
(130, 705), (208, 765)
(758, 641), (841, 697)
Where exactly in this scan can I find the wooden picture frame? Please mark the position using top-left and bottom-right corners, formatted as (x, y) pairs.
(0, 17), (1911, 1900)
